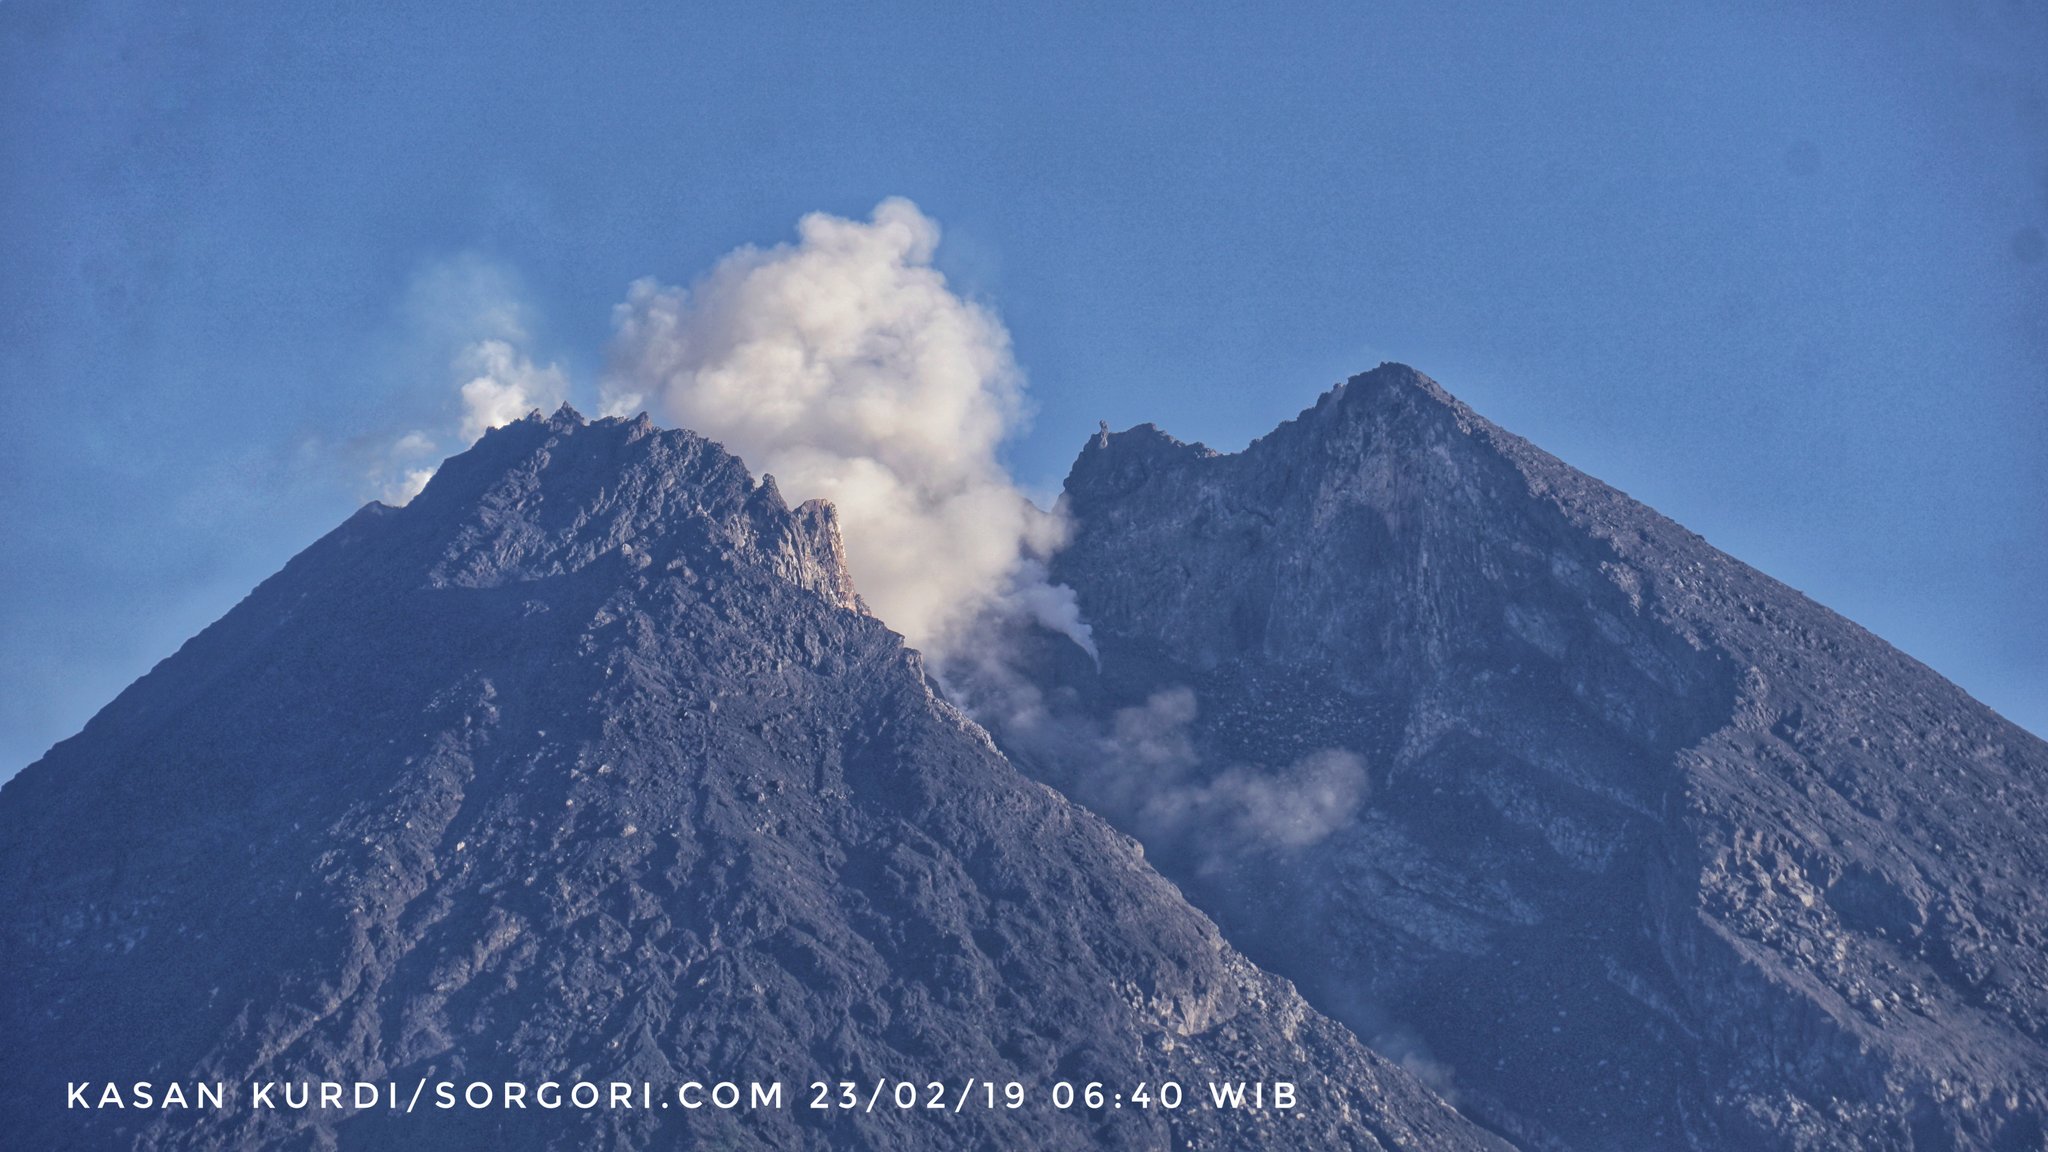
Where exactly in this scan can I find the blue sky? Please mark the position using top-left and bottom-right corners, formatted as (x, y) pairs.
(2, 0), (2043, 773)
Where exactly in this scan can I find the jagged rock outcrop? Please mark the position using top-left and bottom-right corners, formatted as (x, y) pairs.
(1000, 365), (2048, 1151)
(0, 406), (1504, 1151)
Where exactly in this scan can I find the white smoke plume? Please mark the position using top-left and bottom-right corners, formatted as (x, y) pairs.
(601, 198), (1090, 663)
(378, 431), (441, 506)
(456, 339), (567, 442)
(372, 257), (567, 506)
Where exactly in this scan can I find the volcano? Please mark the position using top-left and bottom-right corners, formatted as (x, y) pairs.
(0, 407), (1500, 1151)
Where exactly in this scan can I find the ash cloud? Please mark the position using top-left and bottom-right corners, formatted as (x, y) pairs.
(1169, 748), (1374, 851)
(1106, 688), (1372, 855)
(600, 198), (1090, 667)
(991, 684), (1372, 859)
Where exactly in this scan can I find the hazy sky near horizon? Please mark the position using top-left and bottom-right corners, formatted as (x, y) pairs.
(2, 0), (2043, 773)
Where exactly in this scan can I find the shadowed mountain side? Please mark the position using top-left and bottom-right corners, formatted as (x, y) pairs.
(994, 364), (2048, 1152)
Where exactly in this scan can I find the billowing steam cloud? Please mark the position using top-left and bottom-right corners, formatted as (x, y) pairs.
(601, 198), (1090, 663)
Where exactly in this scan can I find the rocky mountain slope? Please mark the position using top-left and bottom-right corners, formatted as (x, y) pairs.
(0, 408), (1504, 1151)
(998, 364), (2048, 1151)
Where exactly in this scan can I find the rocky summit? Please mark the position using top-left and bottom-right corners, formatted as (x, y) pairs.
(0, 408), (1503, 1151)
(995, 364), (2048, 1151)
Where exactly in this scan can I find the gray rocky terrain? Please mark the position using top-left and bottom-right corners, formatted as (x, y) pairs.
(0, 407), (1503, 1151)
(991, 363), (2048, 1151)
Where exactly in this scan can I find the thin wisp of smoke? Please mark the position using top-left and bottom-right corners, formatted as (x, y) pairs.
(374, 257), (566, 506)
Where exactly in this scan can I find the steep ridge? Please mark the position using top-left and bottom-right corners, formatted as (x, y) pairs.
(0, 407), (1504, 1151)
(1002, 364), (2048, 1151)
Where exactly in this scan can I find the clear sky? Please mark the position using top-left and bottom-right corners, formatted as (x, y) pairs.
(2, 0), (2043, 775)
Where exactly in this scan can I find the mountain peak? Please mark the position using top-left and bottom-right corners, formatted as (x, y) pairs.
(1338, 360), (1437, 398)
(1067, 423), (1217, 508)
(1020, 364), (2048, 1151)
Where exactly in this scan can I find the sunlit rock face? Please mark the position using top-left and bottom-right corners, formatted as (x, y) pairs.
(1003, 363), (2048, 1151)
(0, 406), (1503, 1152)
